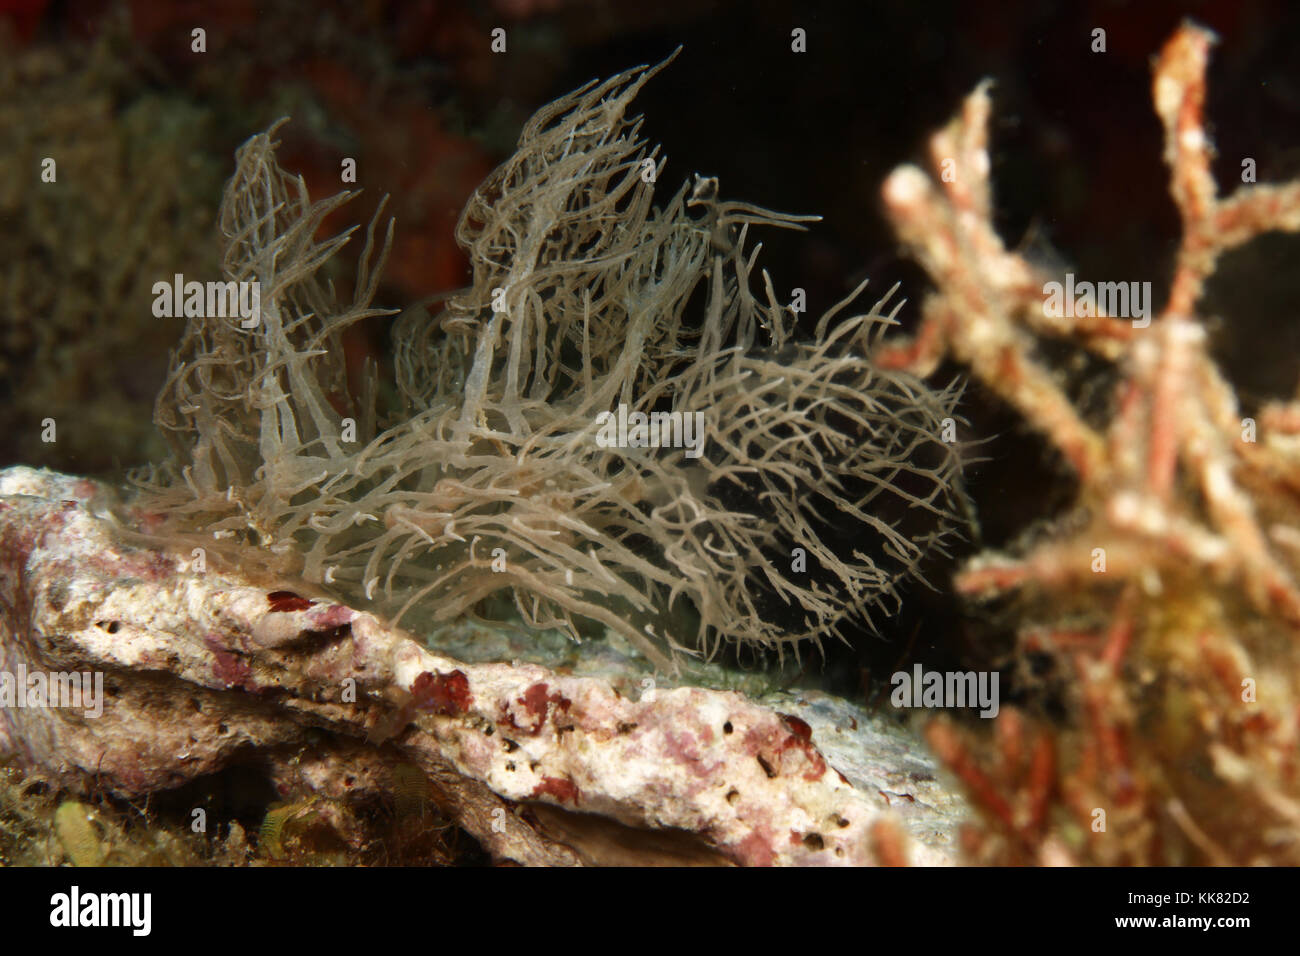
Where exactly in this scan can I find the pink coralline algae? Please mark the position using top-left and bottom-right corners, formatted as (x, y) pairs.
(411, 670), (473, 717)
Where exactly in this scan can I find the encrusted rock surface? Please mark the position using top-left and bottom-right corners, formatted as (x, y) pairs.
(0, 466), (963, 865)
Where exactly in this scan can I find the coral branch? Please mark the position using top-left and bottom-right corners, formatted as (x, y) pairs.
(887, 22), (1300, 864)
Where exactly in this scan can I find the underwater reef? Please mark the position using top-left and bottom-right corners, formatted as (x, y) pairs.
(0, 39), (971, 866)
(2, 9), (1299, 867)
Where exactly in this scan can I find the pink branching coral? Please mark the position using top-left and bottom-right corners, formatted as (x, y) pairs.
(879, 23), (1300, 864)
